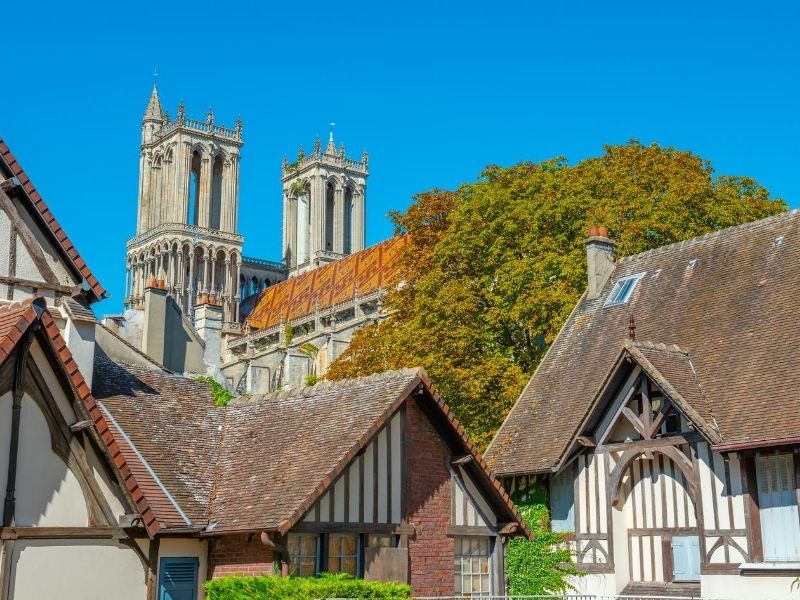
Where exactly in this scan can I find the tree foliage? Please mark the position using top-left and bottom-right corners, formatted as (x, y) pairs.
(327, 141), (786, 449)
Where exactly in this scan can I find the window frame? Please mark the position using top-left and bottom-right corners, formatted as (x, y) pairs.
(325, 533), (361, 576)
(287, 533), (321, 577)
(453, 536), (493, 598)
(158, 556), (199, 600)
(603, 272), (646, 307)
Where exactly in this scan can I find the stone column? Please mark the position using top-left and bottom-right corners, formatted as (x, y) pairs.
(354, 187), (366, 252)
(176, 249), (184, 307)
(188, 249), (196, 314)
(181, 142), (192, 223)
(203, 248), (211, 293)
(224, 258), (231, 320)
(200, 157), (212, 227)
(234, 257), (241, 322)
(210, 254), (217, 297)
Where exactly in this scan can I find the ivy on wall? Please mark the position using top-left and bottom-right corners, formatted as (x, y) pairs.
(194, 375), (235, 407)
(506, 481), (581, 595)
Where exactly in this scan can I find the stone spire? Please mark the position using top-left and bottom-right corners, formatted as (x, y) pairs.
(326, 129), (336, 155)
(143, 83), (164, 121)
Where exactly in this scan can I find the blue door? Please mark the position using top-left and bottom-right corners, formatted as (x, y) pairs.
(159, 557), (199, 600)
(671, 536), (700, 581)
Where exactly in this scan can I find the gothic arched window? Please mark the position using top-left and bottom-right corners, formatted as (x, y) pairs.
(344, 186), (354, 254)
(210, 155), (224, 230)
(188, 151), (201, 225)
(325, 181), (335, 251)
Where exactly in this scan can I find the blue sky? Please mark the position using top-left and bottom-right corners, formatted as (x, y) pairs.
(2, 1), (798, 315)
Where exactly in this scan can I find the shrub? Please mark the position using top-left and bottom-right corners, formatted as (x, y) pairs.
(505, 482), (582, 594)
(194, 375), (234, 407)
(204, 573), (411, 600)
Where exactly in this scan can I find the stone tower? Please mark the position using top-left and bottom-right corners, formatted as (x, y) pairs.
(281, 131), (368, 277)
(124, 85), (245, 322)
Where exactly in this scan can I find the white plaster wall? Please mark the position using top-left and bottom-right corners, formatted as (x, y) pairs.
(29, 340), (77, 423)
(566, 572), (616, 595)
(0, 209), (11, 277)
(702, 573), (797, 600)
(8, 540), (146, 600)
(16, 394), (88, 526)
(84, 443), (127, 522)
(62, 317), (96, 388)
(159, 538), (209, 600)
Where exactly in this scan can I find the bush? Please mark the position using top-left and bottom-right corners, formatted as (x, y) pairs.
(506, 482), (581, 594)
(204, 573), (411, 600)
(194, 375), (234, 407)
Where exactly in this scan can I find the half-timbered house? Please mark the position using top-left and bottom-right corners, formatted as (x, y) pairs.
(94, 357), (529, 598)
(488, 213), (800, 599)
(0, 138), (529, 598)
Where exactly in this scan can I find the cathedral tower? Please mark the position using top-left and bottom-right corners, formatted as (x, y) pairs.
(125, 85), (245, 322)
(281, 131), (368, 277)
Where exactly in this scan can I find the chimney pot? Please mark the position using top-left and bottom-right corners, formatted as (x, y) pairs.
(588, 225), (599, 237)
(598, 226), (608, 238)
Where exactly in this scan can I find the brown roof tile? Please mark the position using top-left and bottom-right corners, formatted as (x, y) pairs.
(488, 210), (800, 475)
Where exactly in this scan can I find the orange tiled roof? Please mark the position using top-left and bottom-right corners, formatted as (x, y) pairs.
(246, 235), (408, 329)
(0, 139), (108, 301)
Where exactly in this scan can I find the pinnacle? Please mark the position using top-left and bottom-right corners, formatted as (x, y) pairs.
(143, 83), (164, 121)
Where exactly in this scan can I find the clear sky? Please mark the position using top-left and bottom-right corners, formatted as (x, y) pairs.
(2, 1), (798, 315)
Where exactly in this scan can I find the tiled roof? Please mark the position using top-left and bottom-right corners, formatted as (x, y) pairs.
(93, 351), (222, 528)
(246, 236), (408, 329)
(487, 210), (800, 475)
(0, 299), (159, 535)
(94, 359), (529, 537)
(0, 139), (107, 301)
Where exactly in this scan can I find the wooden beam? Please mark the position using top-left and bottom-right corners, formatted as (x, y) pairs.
(0, 526), (126, 540)
(597, 435), (694, 454)
(621, 406), (648, 438)
(70, 420), (93, 432)
(576, 436), (596, 448)
(445, 525), (497, 537)
(451, 455), (472, 466)
(497, 522), (519, 536)
(0, 192), (59, 284)
(0, 275), (81, 295)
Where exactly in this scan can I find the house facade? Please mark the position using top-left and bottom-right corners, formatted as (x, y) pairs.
(0, 138), (528, 599)
(488, 215), (800, 599)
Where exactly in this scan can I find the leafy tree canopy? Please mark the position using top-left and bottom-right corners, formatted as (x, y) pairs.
(327, 141), (786, 449)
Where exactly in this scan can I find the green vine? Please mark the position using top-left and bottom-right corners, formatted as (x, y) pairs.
(283, 323), (294, 346)
(194, 376), (235, 407)
(304, 374), (319, 386)
(506, 482), (582, 595)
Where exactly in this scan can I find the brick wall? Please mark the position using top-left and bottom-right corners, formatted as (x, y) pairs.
(207, 534), (276, 578)
(405, 398), (455, 597)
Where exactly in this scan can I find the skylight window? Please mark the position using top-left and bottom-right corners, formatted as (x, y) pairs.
(604, 272), (645, 307)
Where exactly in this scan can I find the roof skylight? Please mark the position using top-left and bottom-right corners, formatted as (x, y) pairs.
(604, 272), (645, 307)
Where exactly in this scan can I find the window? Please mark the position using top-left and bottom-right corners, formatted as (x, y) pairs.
(327, 534), (359, 575)
(454, 537), (492, 598)
(287, 534), (319, 576)
(158, 557), (198, 600)
(367, 534), (398, 549)
(550, 469), (575, 532)
(604, 272), (645, 307)
(756, 452), (800, 560)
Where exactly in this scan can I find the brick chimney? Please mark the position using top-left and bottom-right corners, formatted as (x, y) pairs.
(585, 225), (616, 300)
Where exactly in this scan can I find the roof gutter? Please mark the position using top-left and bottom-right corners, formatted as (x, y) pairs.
(714, 436), (800, 452)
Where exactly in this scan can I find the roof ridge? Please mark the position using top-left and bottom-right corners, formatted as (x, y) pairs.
(96, 322), (171, 372)
(616, 209), (799, 265)
(628, 339), (690, 355)
(232, 367), (422, 405)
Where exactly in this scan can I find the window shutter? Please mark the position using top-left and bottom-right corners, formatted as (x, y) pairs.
(159, 557), (199, 600)
(756, 453), (800, 561)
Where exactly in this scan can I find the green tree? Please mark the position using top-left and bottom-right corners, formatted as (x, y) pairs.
(327, 141), (785, 449)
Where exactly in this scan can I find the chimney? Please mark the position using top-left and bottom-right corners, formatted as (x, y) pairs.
(585, 225), (616, 300)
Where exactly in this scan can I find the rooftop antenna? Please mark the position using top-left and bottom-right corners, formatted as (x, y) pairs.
(153, 68), (159, 88)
